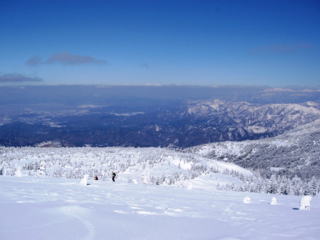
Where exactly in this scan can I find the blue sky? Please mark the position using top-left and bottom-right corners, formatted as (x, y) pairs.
(0, 0), (319, 86)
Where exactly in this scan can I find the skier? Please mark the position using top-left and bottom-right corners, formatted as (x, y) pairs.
(112, 172), (116, 182)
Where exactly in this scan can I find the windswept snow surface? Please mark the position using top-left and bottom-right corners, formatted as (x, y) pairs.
(0, 147), (319, 239)
(0, 176), (319, 240)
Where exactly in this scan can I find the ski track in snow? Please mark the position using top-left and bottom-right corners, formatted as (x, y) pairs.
(58, 206), (95, 240)
(0, 176), (319, 240)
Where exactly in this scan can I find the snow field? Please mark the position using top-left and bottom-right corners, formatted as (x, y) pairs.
(0, 176), (319, 240)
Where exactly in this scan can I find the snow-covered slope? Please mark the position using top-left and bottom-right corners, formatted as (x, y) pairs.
(0, 147), (251, 188)
(187, 119), (320, 179)
(0, 176), (319, 240)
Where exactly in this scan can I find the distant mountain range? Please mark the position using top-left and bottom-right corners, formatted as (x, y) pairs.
(1, 100), (320, 147)
(0, 85), (320, 147)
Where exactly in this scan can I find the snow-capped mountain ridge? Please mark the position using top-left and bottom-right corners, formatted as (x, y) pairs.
(187, 100), (320, 135)
(187, 118), (320, 179)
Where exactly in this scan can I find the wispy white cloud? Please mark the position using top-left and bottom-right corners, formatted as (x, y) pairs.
(0, 73), (43, 83)
(26, 52), (107, 66)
